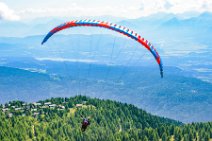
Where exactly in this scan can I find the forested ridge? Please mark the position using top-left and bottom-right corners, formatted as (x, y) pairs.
(0, 96), (211, 141)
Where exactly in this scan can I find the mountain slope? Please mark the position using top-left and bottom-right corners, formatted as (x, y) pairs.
(0, 96), (211, 141)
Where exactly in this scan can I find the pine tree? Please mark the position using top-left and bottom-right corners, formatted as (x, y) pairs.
(162, 132), (168, 141)
(143, 136), (149, 141)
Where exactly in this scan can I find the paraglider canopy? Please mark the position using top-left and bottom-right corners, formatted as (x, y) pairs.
(41, 19), (163, 78)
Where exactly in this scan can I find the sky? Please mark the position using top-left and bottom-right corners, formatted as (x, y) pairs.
(0, 0), (212, 20)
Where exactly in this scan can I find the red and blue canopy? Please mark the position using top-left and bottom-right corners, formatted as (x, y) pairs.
(41, 19), (163, 78)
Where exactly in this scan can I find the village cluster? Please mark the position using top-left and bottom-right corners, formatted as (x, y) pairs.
(0, 101), (66, 118)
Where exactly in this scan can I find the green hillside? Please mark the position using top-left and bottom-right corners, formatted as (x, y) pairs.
(0, 96), (211, 141)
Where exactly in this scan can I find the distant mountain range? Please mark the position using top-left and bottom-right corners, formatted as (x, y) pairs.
(0, 31), (211, 83)
(0, 12), (212, 38)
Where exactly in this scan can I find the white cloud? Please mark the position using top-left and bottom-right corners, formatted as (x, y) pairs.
(3, 0), (212, 19)
(17, 3), (142, 19)
(0, 2), (20, 20)
(139, 0), (212, 16)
